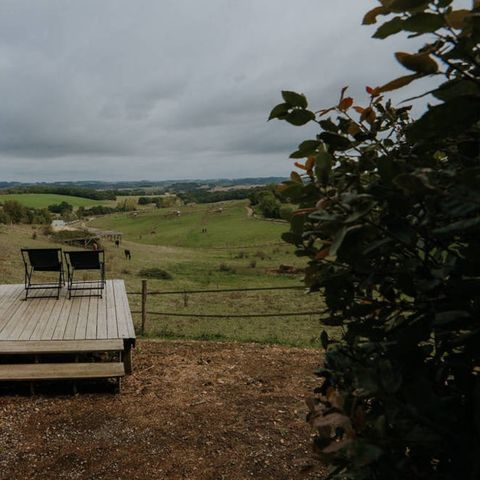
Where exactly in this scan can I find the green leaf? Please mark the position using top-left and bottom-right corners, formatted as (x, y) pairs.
(291, 213), (306, 234)
(314, 151), (333, 185)
(319, 132), (351, 151)
(329, 226), (361, 256)
(432, 79), (480, 102)
(282, 90), (308, 108)
(298, 140), (321, 153)
(285, 109), (315, 126)
(268, 102), (290, 120)
(319, 118), (338, 132)
(393, 173), (435, 195)
(281, 182), (304, 202)
(387, 0), (430, 11)
(289, 140), (321, 159)
(433, 216), (480, 235)
(289, 150), (307, 159)
(407, 96), (480, 141)
(373, 17), (405, 39)
(403, 12), (445, 33)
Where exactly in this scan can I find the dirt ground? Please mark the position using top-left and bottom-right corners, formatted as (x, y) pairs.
(0, 340), (327, 480)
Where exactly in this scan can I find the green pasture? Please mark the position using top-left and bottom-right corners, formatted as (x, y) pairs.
(0, 193), (108, 209)
(89, 200), (288, 249)
(0, 201), (329, 347)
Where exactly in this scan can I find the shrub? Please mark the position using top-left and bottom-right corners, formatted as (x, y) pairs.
(270, 1), (480, 478)
(218, 263), (236, 273)
(138, 268), (173, 280)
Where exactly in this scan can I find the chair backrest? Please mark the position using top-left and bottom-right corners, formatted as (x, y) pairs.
(65, 250), (103, 270)
(22, 248), (62, 271)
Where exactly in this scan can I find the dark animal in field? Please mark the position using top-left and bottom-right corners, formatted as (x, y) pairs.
(124, 249), (131, 260)
(115, 240), (120, 248)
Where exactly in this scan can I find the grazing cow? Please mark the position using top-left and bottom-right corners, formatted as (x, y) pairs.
(115, 239), (120, 248)
(124, 249), (131, 260)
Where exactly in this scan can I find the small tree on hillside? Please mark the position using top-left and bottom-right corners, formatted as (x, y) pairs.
(2, 200), (27, 224)
(270, 1), (480, 478)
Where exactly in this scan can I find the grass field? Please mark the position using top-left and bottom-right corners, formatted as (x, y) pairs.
(0, 200), (330, 347)
(0, 193), (108, 208)
(90, 200), (287, 249)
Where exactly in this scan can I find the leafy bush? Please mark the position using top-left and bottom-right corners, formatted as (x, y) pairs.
(138, 268), (173, 280)
(218, 263), (236, 273)
(48, 201), (73, 214)
(271, 1), (480, 479)
(0, 200), (51, 225)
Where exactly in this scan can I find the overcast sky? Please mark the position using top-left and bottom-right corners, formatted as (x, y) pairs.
(0, 0), (454, 182)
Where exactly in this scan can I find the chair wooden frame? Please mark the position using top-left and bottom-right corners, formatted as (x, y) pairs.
(64, 250), (106, 299)
(21, 248), (65, 300)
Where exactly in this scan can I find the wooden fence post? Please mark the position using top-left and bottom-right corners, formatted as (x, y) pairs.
(141, 280), (148, 335)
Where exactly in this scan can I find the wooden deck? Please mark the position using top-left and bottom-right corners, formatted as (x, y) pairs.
(0, 280), (135, 343)
(0, 280), (135, 388)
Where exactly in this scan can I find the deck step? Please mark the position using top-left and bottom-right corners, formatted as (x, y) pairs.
(0, 340), (124, 355)
(0, 362), (125, 381)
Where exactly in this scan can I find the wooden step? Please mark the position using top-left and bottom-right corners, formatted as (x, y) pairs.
(0, 362), (125, 381)
(0, 339), (124, 355)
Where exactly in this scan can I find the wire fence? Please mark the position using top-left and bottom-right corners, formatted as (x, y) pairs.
(128, 280), (326, 335)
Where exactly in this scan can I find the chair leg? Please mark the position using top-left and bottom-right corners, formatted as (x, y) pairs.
(24, 268), (32, 300)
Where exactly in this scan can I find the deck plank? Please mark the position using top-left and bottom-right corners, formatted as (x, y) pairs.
(1, 290), (48, 340)
(0, 284), (18, 311)
(97, 290), (108, 339)
(14, 291), (53, 341)
(0, 362), (125, 381)
(29, 296), (58, 340)
(62, 296), (82, 340)
(106, 281), (118, 339)
(74, 293), (91, 339)
(0, 339), (124, 354)
(51, 296), (74, 340)
(113, 280), (130, 339)
(0, 285), (27, 335)
(36, 294), (67, 340)
(85, 293), (99, 340)
(19, 293), (59, 340)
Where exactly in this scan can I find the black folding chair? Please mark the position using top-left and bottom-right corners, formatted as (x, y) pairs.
(21, 248), (65, 300)
(64, 250), (106, 299)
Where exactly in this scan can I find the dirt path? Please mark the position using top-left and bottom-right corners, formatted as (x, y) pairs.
(0, 340), (325, 480)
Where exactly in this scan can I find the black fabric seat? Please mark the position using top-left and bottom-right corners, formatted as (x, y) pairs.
(21, 248), (65, 299)
(64, 250), (105, 299)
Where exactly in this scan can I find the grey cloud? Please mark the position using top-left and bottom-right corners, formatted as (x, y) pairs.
(0, 0), (446, 181)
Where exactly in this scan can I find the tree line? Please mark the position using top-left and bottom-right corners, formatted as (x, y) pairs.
(2, 185), (116, 201)
(0, 200), (51, 224)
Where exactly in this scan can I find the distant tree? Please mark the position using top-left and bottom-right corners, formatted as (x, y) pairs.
(2, 200), (26, 223)
(137, 196), (153, 205)
(117, 198), (137, 212)
(48, 201), (73, 215)
(0, 211), (10, 224)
